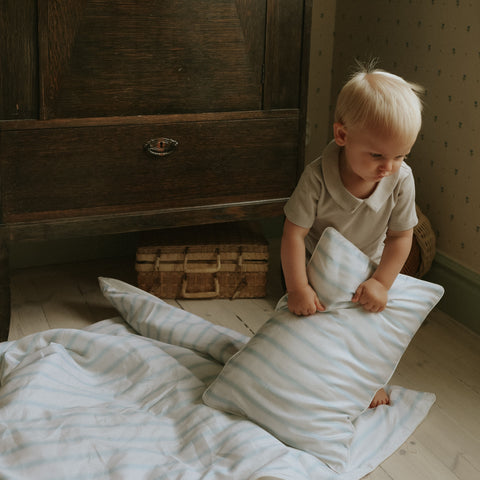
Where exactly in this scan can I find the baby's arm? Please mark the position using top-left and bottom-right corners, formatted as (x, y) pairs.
(281, 219), (325, 316)
(352, 228), (413, 312)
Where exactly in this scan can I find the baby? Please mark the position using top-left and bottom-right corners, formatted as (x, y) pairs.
(281, 63), (424, 408)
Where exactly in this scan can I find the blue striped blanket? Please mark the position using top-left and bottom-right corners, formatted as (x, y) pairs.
(0, 278), (435, 479)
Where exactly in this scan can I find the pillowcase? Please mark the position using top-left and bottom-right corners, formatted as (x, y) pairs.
(98, 277), (248, 366)
(203, 227), (444, 473)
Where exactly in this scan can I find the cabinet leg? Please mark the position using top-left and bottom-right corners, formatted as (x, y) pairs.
(0, 232), (11, 342)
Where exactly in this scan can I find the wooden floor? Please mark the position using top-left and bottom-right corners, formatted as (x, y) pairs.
(7, 245), (480, 480)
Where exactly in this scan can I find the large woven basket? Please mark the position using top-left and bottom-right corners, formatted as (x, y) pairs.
(135, 222), (269, 299)
(401, 205), (436, 278)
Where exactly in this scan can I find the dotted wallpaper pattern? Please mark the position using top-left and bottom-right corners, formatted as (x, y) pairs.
(307, 0), (480, 273)
(306, 1), (337, 160)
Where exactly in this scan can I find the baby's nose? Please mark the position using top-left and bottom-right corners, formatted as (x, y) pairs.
(382, 159), (394, 172)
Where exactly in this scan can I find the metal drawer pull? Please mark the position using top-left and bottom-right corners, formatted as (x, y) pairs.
(144, 137), (178, 156)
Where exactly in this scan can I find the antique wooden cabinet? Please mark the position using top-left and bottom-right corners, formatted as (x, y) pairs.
(0, 0), (312, 339)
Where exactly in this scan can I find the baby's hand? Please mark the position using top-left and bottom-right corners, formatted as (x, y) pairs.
(352, 278), (388, 313)
(287, 285), (325, 316)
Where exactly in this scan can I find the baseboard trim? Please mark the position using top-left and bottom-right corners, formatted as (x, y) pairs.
(424, 251), (480, 335)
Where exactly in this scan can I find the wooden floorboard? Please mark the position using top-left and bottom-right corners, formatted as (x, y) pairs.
(7, 255), (480, 480)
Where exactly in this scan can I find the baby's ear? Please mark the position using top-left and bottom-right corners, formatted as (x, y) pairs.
(333, 122), (348, 146)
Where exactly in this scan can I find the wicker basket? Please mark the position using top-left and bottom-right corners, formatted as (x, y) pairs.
(136, 222), (269, 299)
(401, 205), (436, 278)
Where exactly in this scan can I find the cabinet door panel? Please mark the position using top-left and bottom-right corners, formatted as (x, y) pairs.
(264, 0), (307, 109)
(0, 0), (38, 120)
(1, 114), (299, 222)
(39, 0), (266, 119)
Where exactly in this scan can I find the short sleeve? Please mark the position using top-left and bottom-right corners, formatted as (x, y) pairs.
(388, 165), (418, 232)
(284, 159), (323, 229)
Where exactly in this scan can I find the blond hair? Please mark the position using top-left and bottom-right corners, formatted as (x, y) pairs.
(334, 63), (424, 142)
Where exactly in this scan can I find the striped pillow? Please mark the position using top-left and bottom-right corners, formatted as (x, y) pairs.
(203, 227), (444, 473)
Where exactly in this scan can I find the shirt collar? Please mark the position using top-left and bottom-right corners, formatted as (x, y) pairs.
(322, 140), (397, 213)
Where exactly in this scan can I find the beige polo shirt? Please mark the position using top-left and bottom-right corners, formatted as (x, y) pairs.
(284, 141), (418, 263)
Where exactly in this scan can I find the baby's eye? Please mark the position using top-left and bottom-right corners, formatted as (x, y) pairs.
(370, 153), (383, 159)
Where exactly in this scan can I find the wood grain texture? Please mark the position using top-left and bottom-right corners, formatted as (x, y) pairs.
(1, 112), (299, 222)
(39, 0), (266, 119)
(4, 199), (287, 243)
(38, 0), (88, 119)
(264, 0), (305, 109)
(0, 0), (38, 119)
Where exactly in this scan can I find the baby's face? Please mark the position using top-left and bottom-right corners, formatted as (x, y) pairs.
(334, 124), (415, 184)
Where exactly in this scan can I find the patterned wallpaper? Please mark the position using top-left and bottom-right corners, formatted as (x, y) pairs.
(306, 0), (480, 273)
(305, 0), (337, 161)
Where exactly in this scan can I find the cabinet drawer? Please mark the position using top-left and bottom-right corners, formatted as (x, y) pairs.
(1, 113), (300, 223)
